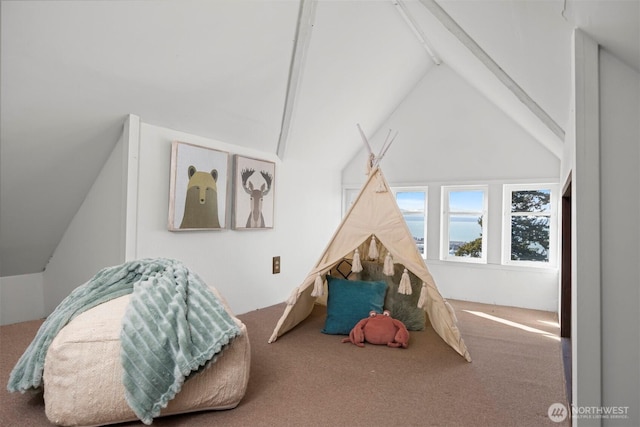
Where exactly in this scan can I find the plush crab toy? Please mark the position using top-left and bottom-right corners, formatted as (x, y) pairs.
(341, 310), (410, 348)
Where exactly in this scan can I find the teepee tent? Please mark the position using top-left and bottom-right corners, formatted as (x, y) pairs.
(269, 165), (471, 362)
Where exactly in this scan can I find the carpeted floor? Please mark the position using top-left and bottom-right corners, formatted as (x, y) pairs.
(0, 300), (569, 426)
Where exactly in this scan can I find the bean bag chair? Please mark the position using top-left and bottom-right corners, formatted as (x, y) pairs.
(7, 259), (250, 426)
(43, 293), (250, 426)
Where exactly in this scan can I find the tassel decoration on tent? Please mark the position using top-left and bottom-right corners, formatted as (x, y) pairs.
(311, 273), (324, 297)
(417, 283), (428, 309)
(383, 253), (394, 276)
(368, 236), (379, 260)
(398, 268), (412, 295)
(351, 249), (363, 273)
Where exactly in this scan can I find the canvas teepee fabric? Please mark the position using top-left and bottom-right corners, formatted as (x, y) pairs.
(269, 167), (471, 362)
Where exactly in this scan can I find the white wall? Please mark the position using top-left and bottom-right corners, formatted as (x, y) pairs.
(0, 273), (44, 325)
(344, 64), (560, 311)
(133, 122), (341, 315)
(1, 116), (138, 322)
(343, 64), (560, 185)
(565, 31), (640, 426)
(4, 115), (341, 323)
(42, 128), (129, 314)
(568, 30), (603, 425)
(598, 48), (640, 425)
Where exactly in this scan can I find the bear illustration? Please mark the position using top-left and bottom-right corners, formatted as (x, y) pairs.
(179, 166), (221, 229)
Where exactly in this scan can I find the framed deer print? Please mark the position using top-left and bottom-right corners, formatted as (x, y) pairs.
(168, 141), (229, 231)
(232, 155), (275, 230)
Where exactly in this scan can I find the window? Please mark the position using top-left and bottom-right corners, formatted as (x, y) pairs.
(503, 184), (557, 266)
(393, 188), (427, 258)
(442, 186), (487, 263)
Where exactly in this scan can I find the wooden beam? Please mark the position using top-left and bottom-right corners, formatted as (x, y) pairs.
(276, 0), (317, 160)
(418, 0), (565, 143)
(393, 0), (442, 65)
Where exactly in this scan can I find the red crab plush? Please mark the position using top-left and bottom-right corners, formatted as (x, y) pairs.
(341, 310), (410, 348)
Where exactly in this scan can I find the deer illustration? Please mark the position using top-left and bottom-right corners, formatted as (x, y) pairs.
(240, 168), (273, 228)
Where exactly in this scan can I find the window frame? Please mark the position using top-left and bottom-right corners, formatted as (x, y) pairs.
(502, 183), (558, 268)
(391, 186), (428, 259)
(441, 185), (488, 264)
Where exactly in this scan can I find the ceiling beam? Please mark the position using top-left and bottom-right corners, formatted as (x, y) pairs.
(419, 0), (565, 144)
(277, 0), (317, 160)
(393, 0), (441, 65)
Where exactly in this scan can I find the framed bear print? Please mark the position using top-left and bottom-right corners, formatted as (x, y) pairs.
(168, 141), (229, 231)
(232, 155), (275, 230)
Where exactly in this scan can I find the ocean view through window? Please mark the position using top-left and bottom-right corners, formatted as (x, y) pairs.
(442, 186), (487, 263)
(394, 188), (427, 258)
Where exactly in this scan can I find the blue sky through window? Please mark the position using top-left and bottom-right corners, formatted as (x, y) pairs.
(396, 191), (425, 212)
(395, 190), (426, 257)
(450, 190), (484, 212)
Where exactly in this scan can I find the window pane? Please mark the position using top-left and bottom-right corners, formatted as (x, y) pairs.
(449, 214), (483, 258)
(397, 191), (425, 255)
(450, 190), (484, 212)
(511, 216), (550, 262)
(511, 189), (551, 213)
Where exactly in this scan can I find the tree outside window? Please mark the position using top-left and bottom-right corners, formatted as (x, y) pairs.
(503, 185), (557, 266)
(455, 216), (483, 258)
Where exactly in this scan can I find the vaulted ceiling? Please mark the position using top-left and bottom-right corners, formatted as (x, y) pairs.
(1, 0), (638, 277)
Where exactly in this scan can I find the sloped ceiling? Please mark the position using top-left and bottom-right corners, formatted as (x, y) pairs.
(1, 0), (638, 277)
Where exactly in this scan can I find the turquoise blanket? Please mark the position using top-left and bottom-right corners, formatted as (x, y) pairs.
(7, 258), (241, 425)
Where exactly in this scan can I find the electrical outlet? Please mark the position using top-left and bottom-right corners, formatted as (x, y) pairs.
(272, 256), (281, 274)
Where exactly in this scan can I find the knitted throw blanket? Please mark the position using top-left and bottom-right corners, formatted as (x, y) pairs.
(7, 258), (241, 425)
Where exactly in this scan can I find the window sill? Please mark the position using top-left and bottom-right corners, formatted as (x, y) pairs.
(428, 258), (558, 273)
(439, 256), (487, 265)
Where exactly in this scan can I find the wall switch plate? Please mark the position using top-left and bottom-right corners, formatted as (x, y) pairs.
(272, 256), (281, 274)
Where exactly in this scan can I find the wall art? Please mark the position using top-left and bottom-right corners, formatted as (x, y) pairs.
(232, 155), (275, 229)
(168, 141), (229, 231)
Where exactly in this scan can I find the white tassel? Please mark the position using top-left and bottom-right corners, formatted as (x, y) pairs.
(417, 283), (428, 309)
(311, 273), (324, 297)
(368, 236), (379, 260)
(398, 268), (412, 295)
(383, 253), (394, 276)
(351, 249), (363, 273)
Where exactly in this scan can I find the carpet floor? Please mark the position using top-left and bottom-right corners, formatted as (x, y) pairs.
(1, 299), (569, 426)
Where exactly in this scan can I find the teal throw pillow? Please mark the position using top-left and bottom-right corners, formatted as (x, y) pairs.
(322, 276), (387, 335)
